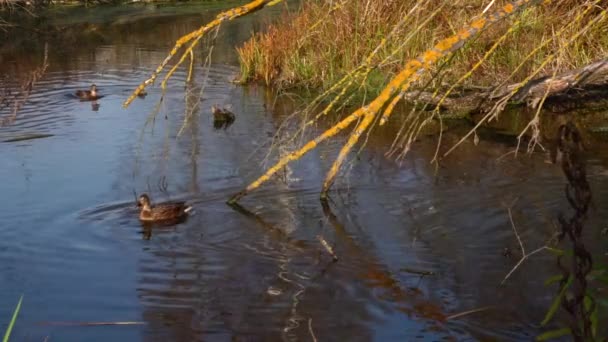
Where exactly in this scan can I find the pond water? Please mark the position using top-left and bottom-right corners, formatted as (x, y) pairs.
(1, 2), (607, 341)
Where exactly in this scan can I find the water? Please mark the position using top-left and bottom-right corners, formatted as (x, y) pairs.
(1, 2), (608, 341)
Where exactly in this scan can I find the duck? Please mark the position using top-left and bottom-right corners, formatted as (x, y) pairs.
(212, 104), (235, 124)
(75, 84), (99, 101)
(137, 193), (192, 223)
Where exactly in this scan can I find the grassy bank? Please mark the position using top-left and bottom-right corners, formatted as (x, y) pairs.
(237, 0), (608, 96)
(0, 0), (218, 9)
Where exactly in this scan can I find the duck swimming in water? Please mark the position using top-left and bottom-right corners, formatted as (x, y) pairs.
(137, 193), (192, 223)
(211, 104), (235, 129)
(75, 84), (99, 101)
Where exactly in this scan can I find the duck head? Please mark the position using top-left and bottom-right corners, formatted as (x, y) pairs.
(137, 193), (151, 211)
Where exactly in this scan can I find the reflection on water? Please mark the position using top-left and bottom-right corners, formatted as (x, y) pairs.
(1, 2), (608, 341)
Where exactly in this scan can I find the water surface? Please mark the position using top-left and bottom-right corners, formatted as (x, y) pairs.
(1, 3), (607, 341)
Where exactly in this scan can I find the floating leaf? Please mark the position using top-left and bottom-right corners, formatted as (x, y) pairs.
(584, 296), (598, 338)
(544, 274), (564, 286)
(545, 247), (567, 257)
(541, 275), (573, 326)
(536, 328), (572, 341)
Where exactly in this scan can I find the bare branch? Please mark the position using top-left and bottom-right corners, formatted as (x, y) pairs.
(501, 208), (550, 285)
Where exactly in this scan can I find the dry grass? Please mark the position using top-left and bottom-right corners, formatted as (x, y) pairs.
(237, 0), (608, 95)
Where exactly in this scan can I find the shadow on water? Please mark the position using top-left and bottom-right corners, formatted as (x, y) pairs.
(0, 2), (608, 341)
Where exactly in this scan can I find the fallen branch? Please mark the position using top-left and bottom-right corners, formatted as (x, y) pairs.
(403, 58), (608, 116)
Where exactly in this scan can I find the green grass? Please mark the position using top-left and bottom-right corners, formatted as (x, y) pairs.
(3, 295), (23, 342)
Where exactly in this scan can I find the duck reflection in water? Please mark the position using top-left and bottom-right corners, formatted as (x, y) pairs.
(91, 101), (100, 111)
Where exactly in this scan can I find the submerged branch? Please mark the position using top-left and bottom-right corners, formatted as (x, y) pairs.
(501, 207), (552, 285)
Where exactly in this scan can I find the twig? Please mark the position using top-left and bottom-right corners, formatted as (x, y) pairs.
(482, 0), (497, 14)
(446, 306), (494, 320)
(496, 150), (517, 162)
(317, 235), (338, 261)
(509, 207), (525, 255)
(501, 207), (550, 285)
(308, 318), (318, 342)
(400, 267), (435, 276)
(36, 321), (146, 327)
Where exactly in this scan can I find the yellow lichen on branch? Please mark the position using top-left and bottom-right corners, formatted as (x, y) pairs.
(122, 0), (283, 108)
(321, 111), (376, 198)
(187, 50), (195, 83)
(379, 0), (546, 125)
(229, 0), (551, 203)
(161, 35), (204, 90)
(229, 107), (367, 203)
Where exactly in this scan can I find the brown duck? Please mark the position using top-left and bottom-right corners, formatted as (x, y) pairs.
(75, 84), (99, 101)
(137, 193), (192, 222)
(212, 104), (235, 122)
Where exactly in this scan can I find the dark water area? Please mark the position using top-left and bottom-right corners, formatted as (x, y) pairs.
(1, 2), (608, 341)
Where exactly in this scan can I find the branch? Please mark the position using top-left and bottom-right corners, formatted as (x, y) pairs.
(122, 0), (283, 108)
(229, 0), (549, 203)
(501, 207), (550, 285)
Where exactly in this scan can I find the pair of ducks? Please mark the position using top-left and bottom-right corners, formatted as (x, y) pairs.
(75, 84), (148, 101)
(77, 86), (230, 121)
(135, 106), (234, 223)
